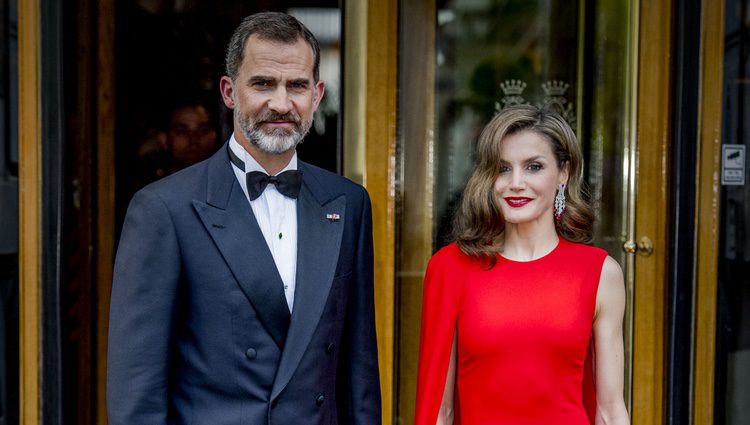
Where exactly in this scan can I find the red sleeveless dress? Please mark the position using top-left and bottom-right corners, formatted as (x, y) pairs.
(414, 238), (607, 425)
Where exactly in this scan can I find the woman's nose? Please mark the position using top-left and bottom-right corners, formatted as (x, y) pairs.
(509, 169), (525, 190)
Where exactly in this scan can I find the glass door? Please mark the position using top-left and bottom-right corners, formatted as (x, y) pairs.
(395, 0), (639, 422)
(715, 1), (750, 423)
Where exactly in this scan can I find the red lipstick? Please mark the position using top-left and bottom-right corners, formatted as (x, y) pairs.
(504, 197), (532, 208)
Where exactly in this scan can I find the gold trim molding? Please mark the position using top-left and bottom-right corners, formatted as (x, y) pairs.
(633, 0), (672, 422)
(692, 0), (725, 422)
(18, 0), (41, 423)
(344, 1), (399, 423)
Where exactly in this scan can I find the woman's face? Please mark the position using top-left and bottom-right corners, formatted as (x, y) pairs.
(493, 130), (569, 226)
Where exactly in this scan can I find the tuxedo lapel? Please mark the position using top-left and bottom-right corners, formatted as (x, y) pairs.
(271, 166), (345, 400)
(192, 149), (290, 349)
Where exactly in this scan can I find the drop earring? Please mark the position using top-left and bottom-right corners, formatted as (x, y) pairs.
(554, 183), (566, 221)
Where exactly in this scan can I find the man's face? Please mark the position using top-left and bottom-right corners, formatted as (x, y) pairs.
(220, 34), (325, 155)
(163, 105), (218, 168)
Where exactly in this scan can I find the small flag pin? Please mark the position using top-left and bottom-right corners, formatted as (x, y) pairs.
(326, 213), (341, 221)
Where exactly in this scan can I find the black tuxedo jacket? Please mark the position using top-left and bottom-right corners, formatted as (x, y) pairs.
(107, 145), (381, 424)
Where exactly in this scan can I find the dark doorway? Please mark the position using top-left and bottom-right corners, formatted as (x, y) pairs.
(61, 2), (344, 424)
(0, 0), (19, 423)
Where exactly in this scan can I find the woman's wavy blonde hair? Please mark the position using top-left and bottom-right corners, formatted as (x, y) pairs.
(453, 104), (595, 266)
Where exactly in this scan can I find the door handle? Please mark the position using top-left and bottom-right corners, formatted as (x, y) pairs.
(622, 236), (654, 257)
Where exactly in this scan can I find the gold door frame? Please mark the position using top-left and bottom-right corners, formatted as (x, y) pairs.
(343, 1), (399, 423)
(632, 0), (671, 423)
(390, 0), (436, 422)
(19, 0), (42, 423)
(18, 0), (117, 422)
(693, 0), (725, 422)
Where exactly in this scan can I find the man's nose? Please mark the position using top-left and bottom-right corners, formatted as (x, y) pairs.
(267, 87), (293, 114)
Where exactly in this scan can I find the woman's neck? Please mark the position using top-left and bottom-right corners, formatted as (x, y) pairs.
(501, 218), (559, 261)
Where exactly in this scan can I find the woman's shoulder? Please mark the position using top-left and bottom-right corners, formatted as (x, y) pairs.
(559, 239), (619, 297)
(427, 242), (482, 270)
(559, 238), (609, 262)
(423, 243), (480, 298)
(431, 242), (472, 261)
(432, 241), (462, 257)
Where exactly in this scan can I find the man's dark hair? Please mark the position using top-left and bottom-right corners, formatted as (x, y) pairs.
(225, 12), (321, 82)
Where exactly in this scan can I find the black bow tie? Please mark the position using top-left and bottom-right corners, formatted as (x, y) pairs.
(228, 145), (302, 200)
(246, 170), (302, 200)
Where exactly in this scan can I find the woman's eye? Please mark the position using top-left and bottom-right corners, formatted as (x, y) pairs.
(499, 166), (511, 173)
(527, 163), (543, 171)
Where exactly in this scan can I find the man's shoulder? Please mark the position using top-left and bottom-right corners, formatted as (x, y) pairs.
(299, 161), (368, 200)
(135, 158), (210, 204)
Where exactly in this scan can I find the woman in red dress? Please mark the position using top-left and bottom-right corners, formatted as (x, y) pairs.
(414, 105), (630, 425)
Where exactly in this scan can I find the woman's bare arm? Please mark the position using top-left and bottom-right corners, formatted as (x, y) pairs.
(593, 256), (630, 425)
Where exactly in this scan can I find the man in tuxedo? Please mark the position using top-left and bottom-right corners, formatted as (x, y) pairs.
(107, 12), (381, 425)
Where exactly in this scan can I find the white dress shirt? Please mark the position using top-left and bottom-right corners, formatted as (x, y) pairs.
(229, 134), (298, 312)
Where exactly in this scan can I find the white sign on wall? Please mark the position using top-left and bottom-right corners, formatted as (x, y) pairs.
(722, 144), (746, 186)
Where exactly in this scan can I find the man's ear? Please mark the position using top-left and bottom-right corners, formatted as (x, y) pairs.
(220, 76), (236, 109)
(312, 80), (325, 112)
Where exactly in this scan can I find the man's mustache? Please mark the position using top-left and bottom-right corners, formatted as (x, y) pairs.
(255, 111), (302, 127)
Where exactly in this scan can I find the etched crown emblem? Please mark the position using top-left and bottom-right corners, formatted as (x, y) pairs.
(541, 80), (569, 96)
(495, 78), (577, 128)
(500, 79), (527, 96)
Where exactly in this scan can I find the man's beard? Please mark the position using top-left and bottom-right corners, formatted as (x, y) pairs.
(236, 108), (312, 155)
